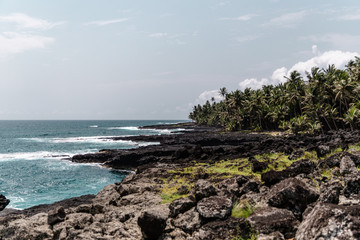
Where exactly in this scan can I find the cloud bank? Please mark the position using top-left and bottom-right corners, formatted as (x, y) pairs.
(194, 90), (224, 106)
(239, 49), (360, 90)
(0, 32), (54, 55)
(0, 13), (57, 57)
(0, 13), (63, 30)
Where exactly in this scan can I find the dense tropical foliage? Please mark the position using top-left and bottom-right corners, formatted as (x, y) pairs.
(189, 57), (360, 134)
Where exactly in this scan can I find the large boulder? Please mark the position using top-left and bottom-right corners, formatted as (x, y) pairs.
(194, 179), (217, 201)
(217, 175), (249, 197)
(340, 155), (357, 176)
(261, 159), (316, 186)
(315, 145), (331, 158)
(0, 195), (10, 211)
(173, 207), (202, 233)
(267, 178), (319, 219)
(193, 217), (252, 240)
(296, 203), (360, 240)
(196, 196), (232, 220)
(138, 205), (170, 240)
(318, 180), (342, 204)
(169, 196), (196, 218)
(47, 206), (66, 226)
(247, 207), (299, 239)
(344, 173), (360, 197)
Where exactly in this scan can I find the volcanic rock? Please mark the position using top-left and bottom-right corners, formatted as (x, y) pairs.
(296, 203), (360, 240)
(267, 178), (319, 219)
(194, 179), (217, 201)
(0, 195), (10, 211)
(193, 217), (252, 240)
(173, 207), (202, 233)
(47, 206), (66, 226)
(196, 196), (232, 220)
(318, 180), (342, 204)
(138, 205), (170, 240)
(340, 155), (357, 176)
(169, 196), (196, 218)
(247, 207), (299, 239)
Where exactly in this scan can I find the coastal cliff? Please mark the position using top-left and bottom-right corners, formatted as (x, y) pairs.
(2, 123), (360, 239)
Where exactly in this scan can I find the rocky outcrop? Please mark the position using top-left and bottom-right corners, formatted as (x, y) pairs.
(247, 207), (299, 239)
(138, 205), (170, 240)
(261, 159), (316, 186)
(267, 178), (319, 219)
(194, 179), (217, 201)
(196, 196), (232, 220)
(169, 196), (196, 218)
(0, 195), (10, 211)
(296, 203), (360, 240)
(4, 125), (360, 239)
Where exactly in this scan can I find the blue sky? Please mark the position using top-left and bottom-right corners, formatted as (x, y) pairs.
(0, 0), (359, 120)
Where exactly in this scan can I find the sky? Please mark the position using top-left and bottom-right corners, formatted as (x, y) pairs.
(0, 0), (359, 120)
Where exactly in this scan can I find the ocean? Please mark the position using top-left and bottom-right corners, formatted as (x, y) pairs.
(0, 120), (184, 209)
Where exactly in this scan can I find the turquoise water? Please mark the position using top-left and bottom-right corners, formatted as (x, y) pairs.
(0, 120), (184, 209)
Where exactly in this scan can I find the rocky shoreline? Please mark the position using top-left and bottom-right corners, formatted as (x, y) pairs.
(2, 123), (360, 239)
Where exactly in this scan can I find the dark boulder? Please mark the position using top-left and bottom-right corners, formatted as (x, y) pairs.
(169, 196), (196, 218)
(267, 178), (319, 219)
(47, 206), (66, 226)
(261, 159), (316, 186)
(344, 173), (360, 198)
(194, 179), (217, 201)
(319, 180), (342, 204)
(340, 155), (357, 176)
(247, 207), (299, 239)
(193, 217), (252, 240)
(296, 203), (360, 240)
(318, 152), (342, 168)
(217, 177), (240, 196)
(173, 207), (202, 233)
(250, 157), (269, 173)
(196, 196), (232, 220)
(315, 145), (331, 158)
(238, 180), (260, 196)
(138, 206), (169, 240)
(0, 195), (10, 211)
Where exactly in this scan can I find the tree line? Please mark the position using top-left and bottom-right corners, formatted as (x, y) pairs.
(189, 57), (360, 134)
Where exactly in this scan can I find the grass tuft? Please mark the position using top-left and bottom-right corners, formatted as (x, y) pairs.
(231, 199), (255, 219)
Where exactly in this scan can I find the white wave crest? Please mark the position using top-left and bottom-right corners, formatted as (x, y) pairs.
(0, 151), (73, 161)
(89, 125), (98, 128)
(107, 126), (139, 130)
(20, 136), (133, 144)
(107, 126), (186, 134)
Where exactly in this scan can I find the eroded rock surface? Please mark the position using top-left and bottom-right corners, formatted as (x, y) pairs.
(296, 203), (360, 240)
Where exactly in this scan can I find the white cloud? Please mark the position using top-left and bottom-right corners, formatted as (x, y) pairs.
(264, 10), (306, 27)
(239, 78), (270, 90)
(219, 14), (258, 21)
(240, 50), (360, 90)
(85, 18), (128, 26)
(271, 67), (288, 84)
(194, 90), (224, 105)
(0, 13), (63, 30)
(0, 32), (54, 56)
(287, 50), (359, 75)
(149, 32), (168, 38)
